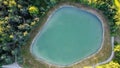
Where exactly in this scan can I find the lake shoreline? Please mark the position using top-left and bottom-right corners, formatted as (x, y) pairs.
(22, 2), (111, 68)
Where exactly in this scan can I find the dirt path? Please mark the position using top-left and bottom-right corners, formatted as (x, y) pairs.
(2, 62), (21, 68)
(94, 37), (114, 67)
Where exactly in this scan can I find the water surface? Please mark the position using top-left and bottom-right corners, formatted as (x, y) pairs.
(31, 6), (103, 66)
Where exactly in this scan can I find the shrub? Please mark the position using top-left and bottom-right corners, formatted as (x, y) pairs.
(96, 61), (120, 68)
(9, 35), (14, 39)
(9, 0), (17, 7)
(114, 0), (120, 10)
(113, 44), (120, 64)
(50, 0), (57, 5)
(20, 8), (32, 19)
(28, 6), (39, 15)
(23, 31), (28, 36)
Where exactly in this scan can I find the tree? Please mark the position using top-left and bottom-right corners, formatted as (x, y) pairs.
(96, 61), (120, 68)
(50, 0), (57, 5)
(28, 6), (39, 15)
(5, 56), (13, 64)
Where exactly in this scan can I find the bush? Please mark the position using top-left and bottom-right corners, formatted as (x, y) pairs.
(28, 6), (39, 15)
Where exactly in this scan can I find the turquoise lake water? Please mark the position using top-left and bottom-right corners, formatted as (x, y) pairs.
(31, 6), (103, 66)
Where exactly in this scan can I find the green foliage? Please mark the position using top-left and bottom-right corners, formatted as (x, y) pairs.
(113, 44), (120, 64)
(86, 0), (118, 36)
(28, 6), (39, 15)
(114, 51), (120, 64)
(50, 0), (57, 6)
(0, 0), (39, 65)
(96, 61), (120, 68)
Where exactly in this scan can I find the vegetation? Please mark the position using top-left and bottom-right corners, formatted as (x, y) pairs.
(113, 44), (120, 64)
(0, 0), (39, 66)
(28, 6), (39, 15)
(114, 0), (120, 9)
(0, 0), (120, 68)
(96, 61), (120, 68)
(95, 44), (120, 68)
(85, 0), (120, 67)
(114, 44), (120, 52)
